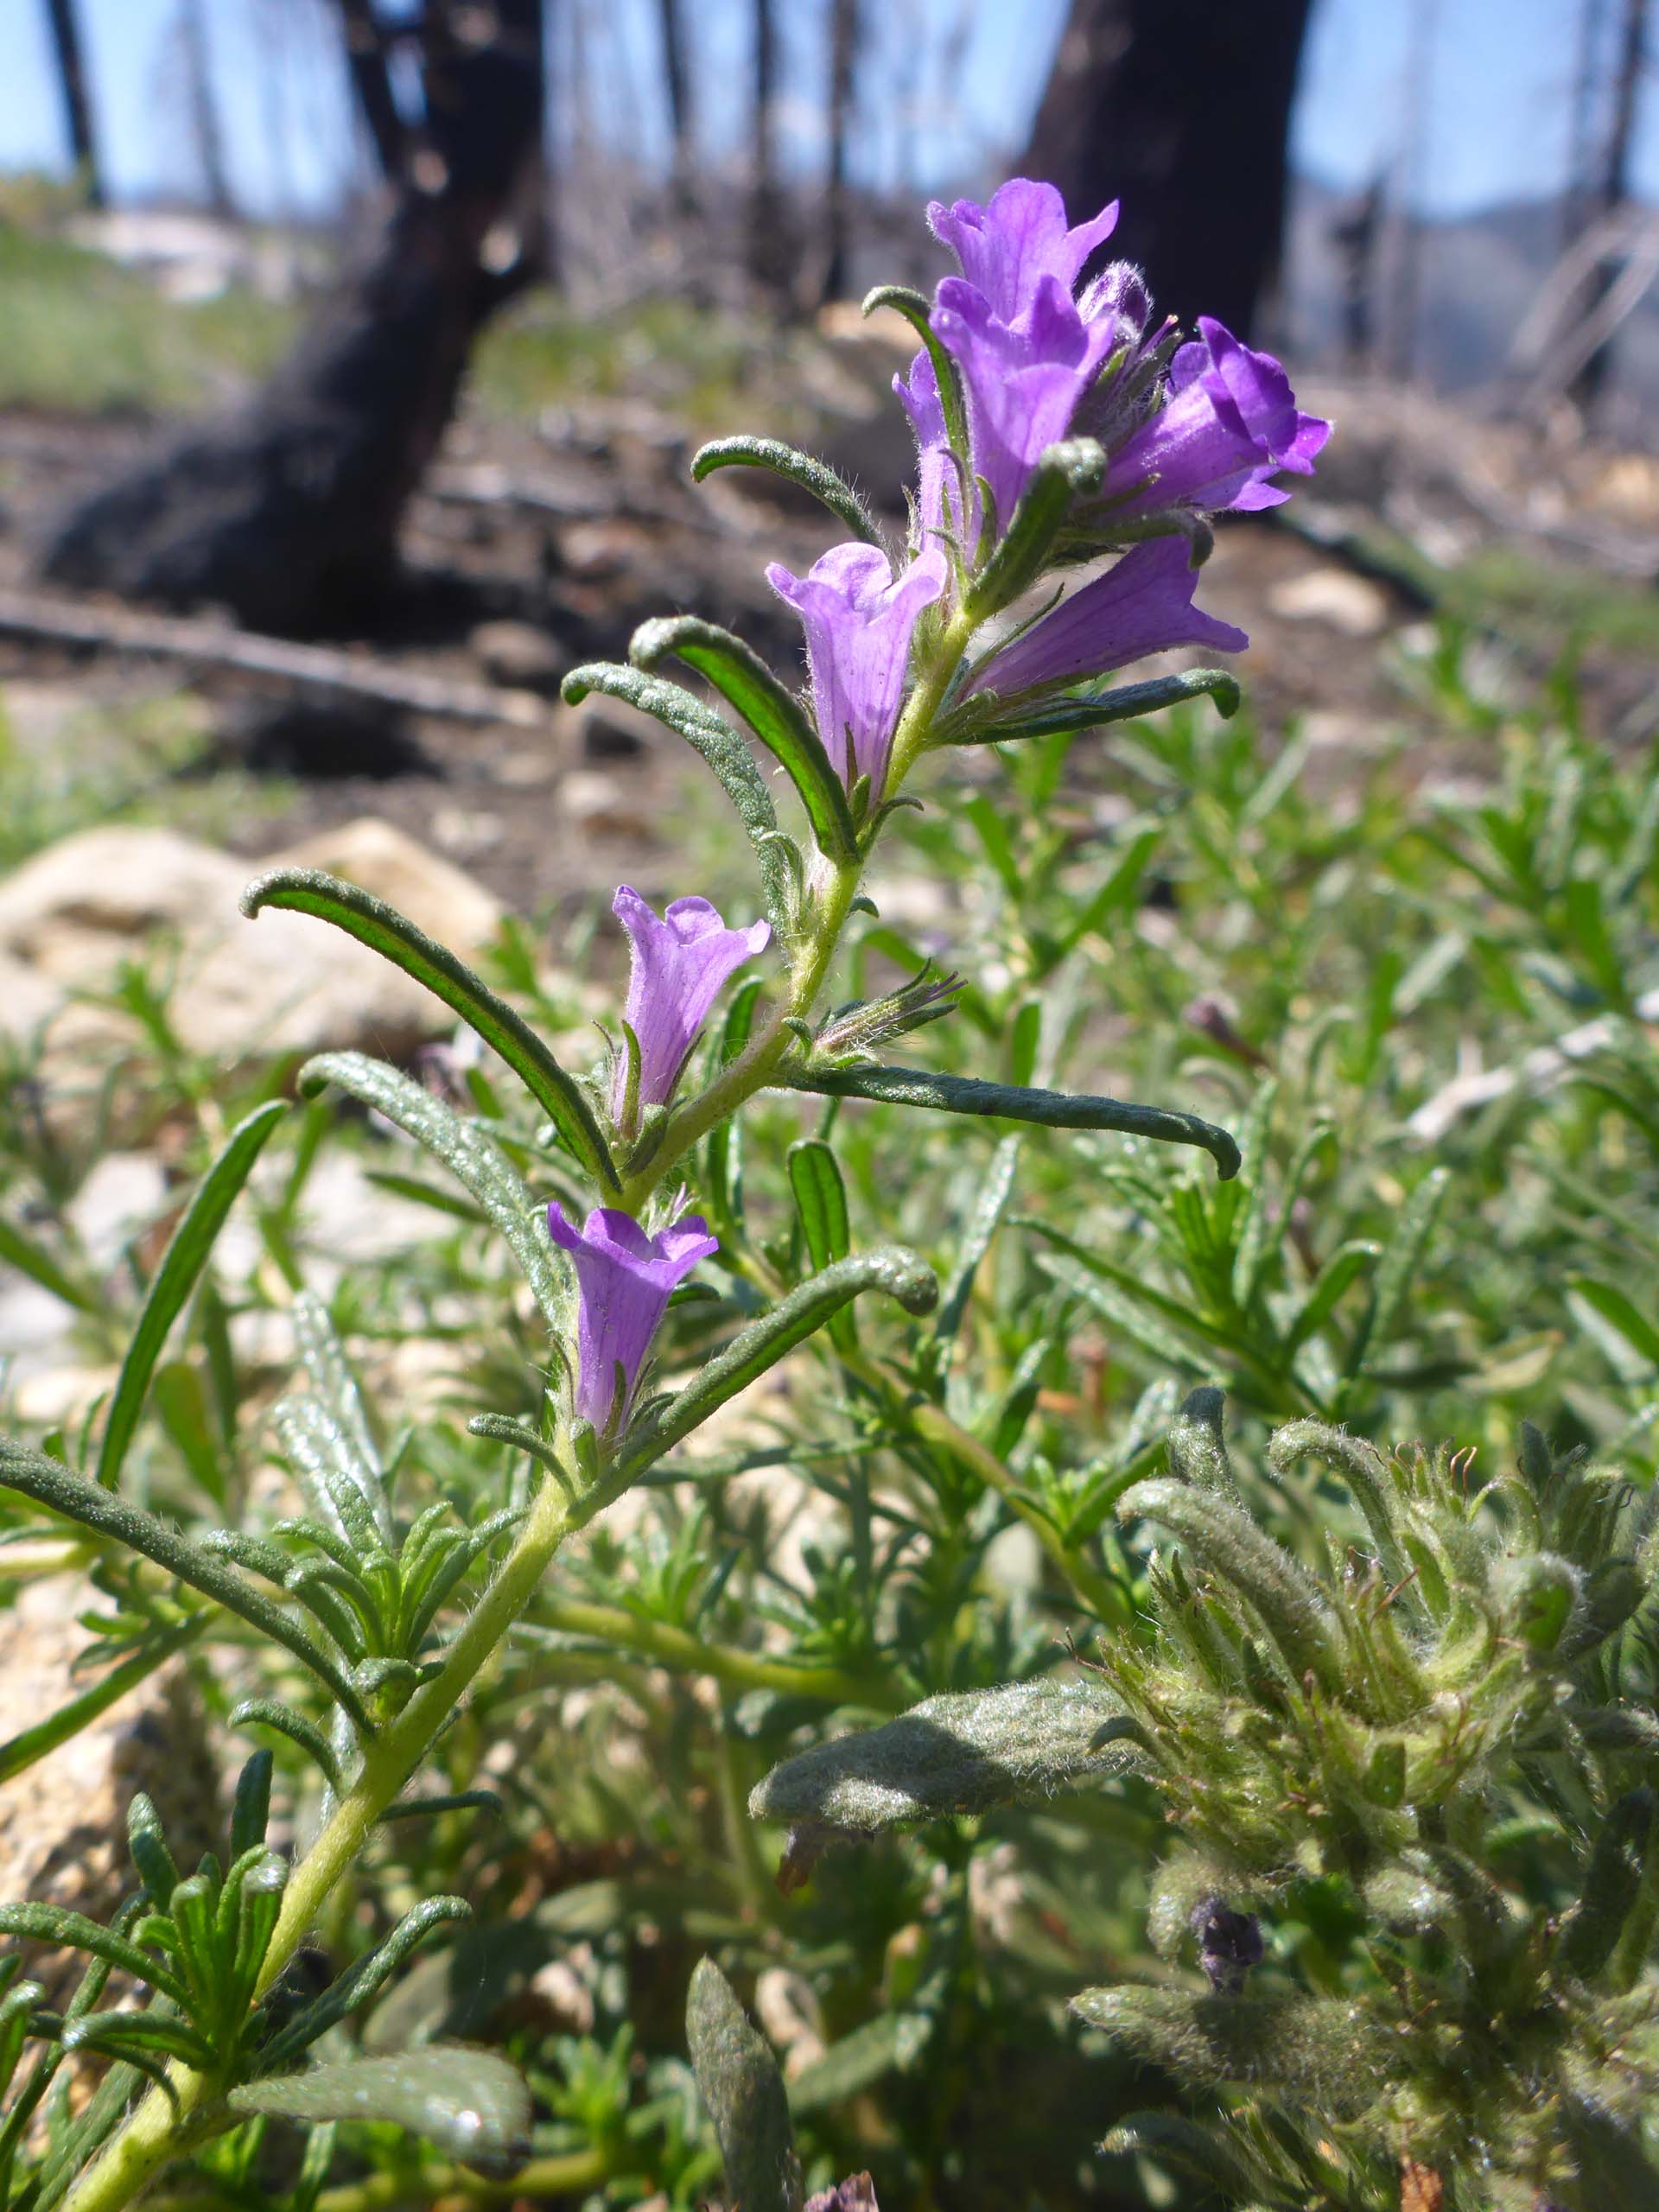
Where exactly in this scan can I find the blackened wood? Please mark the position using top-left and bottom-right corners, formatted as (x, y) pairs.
(42, 0), (104, 207)
(1019, 0), (1314, 339)
(41, 0), (548, 638)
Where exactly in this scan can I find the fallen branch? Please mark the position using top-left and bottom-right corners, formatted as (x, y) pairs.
(0, 585), (543, 727)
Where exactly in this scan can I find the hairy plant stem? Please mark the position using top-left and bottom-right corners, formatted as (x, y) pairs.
(56, 605), (989, 2212)
(148, 2143), (613, 2212)
(523, 1591), (906, 1710)
(59, 1470), (585, 2212)
(618, 606), (978, 1217)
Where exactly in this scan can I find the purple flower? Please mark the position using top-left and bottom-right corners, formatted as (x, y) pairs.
(766, 543), (950, 800)
(610, 887), (769, 1128)
(1102, 316), (1331, 520)
(963, 537), (1247, 700)
(893, 347), (980, 556)
(545, 1202), (717, 1433)
(931, 274), (1118, 530)
(929, 179), (1118, 325)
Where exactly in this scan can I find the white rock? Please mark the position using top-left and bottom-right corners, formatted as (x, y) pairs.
(65, 1150), (169, 1271)
(0, 818), (505, 1132)
(1267, 567), (1390, 636)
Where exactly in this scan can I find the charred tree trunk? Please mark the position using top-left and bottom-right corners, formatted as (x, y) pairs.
(178, 0), (234, 219)
(820, 0), (860, 303)
(336, 0), (406, 179)
(746, 0), (793, 307)
(1571, 0), (1649, 410)
(42, 0), (103, 207)
(41, 0), (547, 639)
(1019, 0), (1314, 339)
(657, 0), (696, 213)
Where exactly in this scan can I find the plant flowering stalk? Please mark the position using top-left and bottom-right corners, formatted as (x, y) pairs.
(30, 173), (1332, 2212)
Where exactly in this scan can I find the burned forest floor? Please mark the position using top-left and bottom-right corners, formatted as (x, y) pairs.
(3, 228), (1659, 932)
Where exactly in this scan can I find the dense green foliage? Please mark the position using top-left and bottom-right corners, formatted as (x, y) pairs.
(3, 612), (1658, 2212)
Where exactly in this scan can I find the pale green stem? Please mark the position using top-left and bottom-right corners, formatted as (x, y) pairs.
(149, 2144), (613, 2212)
(523, 1591), (906, 1710)
(57, 578), (988, 2212)
(60, 1471), (583, 2212)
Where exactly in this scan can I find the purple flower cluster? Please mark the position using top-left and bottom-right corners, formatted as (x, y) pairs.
(761, 176), (1328, 775)
(537, 182), (1331, 1447)
(925, 177), (1329, 534)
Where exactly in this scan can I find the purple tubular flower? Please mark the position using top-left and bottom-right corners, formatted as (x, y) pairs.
(893, 347), (980, 555)
(545, 1201), (717, 1433)
(929, 179), (1118, 323)
(963, 537), (1247, 700)
(931, 273), (1118, 528)
(610, 887), (769, 1124)
(1103, 315), (1331, 519)
(766, 543), (950, 800)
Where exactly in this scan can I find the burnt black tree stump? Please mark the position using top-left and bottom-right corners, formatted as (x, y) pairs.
(1019, 0), (1314, 341)
(42, 1), (547, 639)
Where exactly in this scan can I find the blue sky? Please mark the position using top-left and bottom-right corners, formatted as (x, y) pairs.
(3, 0), (1656, 221)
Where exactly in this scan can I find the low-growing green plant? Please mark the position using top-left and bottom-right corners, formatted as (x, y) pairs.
(3, 175), (1656, 2212)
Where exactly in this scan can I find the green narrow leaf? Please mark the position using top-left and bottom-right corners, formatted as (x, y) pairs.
(232, 2050), (531, 2178)
(690, 435), (881, 545)
(964, 439), (1105, 620)
(1352, 1165), (1450, 1375)
(788, 1140), (855, 1351)
(787, 1141), (851, 1273)
(561, 664), (791, 932)
(0, 1440), (372, 1728)
(685, 1960), (803, 2212)
(786, 2005), (936, 2114)
(257, 1897), (473, 2066)
(359, 1171), (489, 1224)
(230, 1699), (347, 1793)
(1226, 1080), (1281, 1309)
(124, 1796), (179, 1906)
(1038, 1255), (1207, 1374)
(296, 1053), (561, 1330)
(150, 1361), (226, 1508)
(1558, 1790), (1656, 1983)
(1283, 1240), (1381, 1357)
(272, 1398), (389, 1564)
(231, 1751), (275, 1859)
(95, 1101), (288, 1491)
(0, 1906), (188, 2011)
(241, 871), (617, 1190)
(950, 667), (1242, 744)
(631, 616), (859, 862)
(936, 1133), (1022, 1350)
(288, 1291), (393, 1546)
(0, 1215), (94, 1313)
(0, 1618), (203, 1786)
(783, 1062), (1239, 1179)
(619, 1249), (938, 1484)
(1570, 1279), (1659, 1370)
